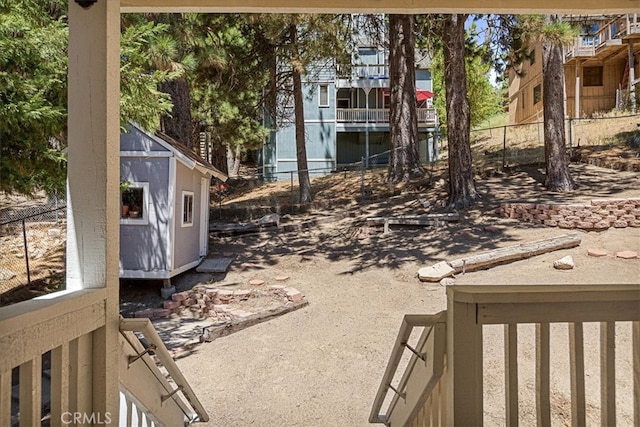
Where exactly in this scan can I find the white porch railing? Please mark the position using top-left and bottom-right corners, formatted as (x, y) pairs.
(0, 290), (208, 426)
(336, 108), (437, 125)
(371, 284), (640, 426)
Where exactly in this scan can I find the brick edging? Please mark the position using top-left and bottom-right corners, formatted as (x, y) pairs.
(498, 198), (640, 230)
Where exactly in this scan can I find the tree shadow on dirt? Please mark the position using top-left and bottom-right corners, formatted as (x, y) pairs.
(209, 163), (639, 277)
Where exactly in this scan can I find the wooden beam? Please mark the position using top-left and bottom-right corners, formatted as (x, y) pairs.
(448, 233), (581, 273)
(120, 0), (640, 14)
(366, 213), (459, 226)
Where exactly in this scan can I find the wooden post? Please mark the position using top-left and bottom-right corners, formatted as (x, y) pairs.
(446, 286), (483, 426)
(629, 42), (636, 114)
(569, 322), (586, 427)
(67, 0), (121, 420)
(505, 323), (519, 426)
(536, 323), (551, 426)
(600, 322), (616, 426)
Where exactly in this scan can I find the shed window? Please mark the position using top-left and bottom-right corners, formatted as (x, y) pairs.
(319, 84), (330, 107)
(120, 182), (149, 225)
(583, 66), (603, 87)
(182, 191), (194, 227)
(529, 49), (536, 65)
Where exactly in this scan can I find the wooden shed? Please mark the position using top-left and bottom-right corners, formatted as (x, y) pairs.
(119, 123), (226, 286)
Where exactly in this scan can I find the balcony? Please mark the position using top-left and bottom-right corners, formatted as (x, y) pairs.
(564, 14), (640, 63)
(336, 64), (391, 89)
(336, 108), (438, 126)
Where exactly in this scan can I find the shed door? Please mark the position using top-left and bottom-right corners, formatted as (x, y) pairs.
(199, 177), (209, 257)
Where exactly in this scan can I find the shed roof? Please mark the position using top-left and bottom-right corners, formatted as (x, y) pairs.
(129, 123), (228, 182)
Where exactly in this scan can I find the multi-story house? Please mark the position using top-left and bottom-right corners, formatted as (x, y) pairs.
(508, 14), (640, 124)
(259, 42), (440, 181)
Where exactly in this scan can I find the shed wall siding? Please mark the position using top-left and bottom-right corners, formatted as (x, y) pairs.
(120, 156), (171, 273)
(173, 162), (207, 270)
(120, 127), (170, 152)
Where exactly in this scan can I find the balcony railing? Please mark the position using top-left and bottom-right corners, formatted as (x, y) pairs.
(564, 14), (639, 61)
(0, 289), (207, 425)
(337, 64), (389, 80)
(371, 284), (640, 426)
(336, 108), (437, 125)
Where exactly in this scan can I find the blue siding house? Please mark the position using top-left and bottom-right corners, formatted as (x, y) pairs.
(260, 44), (440, 181)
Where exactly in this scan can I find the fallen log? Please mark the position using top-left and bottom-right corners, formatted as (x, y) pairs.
(447, 232), (582, 274)
(366, 213), (459, 227)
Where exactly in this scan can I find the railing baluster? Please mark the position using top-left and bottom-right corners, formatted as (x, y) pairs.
(633, 321), (639, 427)
(536, 323), (550, 427)
(600, 322), (616, 426)
(0, 369), (11, 426)
(51, 343), (70, 425)
(19, 357), (42, 427)
(505, 323), (519, 426)
(69, 334), (93, 415)
(569, 322), (586, 427)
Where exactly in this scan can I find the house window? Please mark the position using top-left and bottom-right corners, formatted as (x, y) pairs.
(583, 66), (603, 87)
(533, 84), (542, 104)
(182, 191), (194, 227)
(319, 84), (330, 107)
(121, 182), (149, 225)
(529, 49), (536, 65)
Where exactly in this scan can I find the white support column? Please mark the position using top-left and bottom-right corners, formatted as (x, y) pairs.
(446, 287), (483, 426)
(67, 0), (121, 419)
(575, 60), (581, 119)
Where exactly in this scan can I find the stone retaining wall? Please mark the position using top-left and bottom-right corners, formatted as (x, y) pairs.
(134, 284), (303, 320)
(498, 198), (640, 230)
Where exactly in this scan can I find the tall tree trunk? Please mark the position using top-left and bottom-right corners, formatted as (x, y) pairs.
(442, 14), (479, 210)
(290, 24), (313, 203)
(226, 144), (242, 177)
(542, 15), (575, 192)
(388, 14), (424, 183)
(160, 77), (196, 150)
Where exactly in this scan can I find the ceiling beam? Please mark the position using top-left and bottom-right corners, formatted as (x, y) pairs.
(120, 0), (640, 14)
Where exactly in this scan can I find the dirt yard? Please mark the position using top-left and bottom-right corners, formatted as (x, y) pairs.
(169, 163), (640, 427)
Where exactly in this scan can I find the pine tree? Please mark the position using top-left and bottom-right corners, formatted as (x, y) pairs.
(388, 14), (425, 183)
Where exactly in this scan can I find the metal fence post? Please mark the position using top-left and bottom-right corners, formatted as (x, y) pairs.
(502, 126), (507, 171)
(568, 117), (573, 160)
(22, 219), (31, 285)
(360, 157), (366, 203)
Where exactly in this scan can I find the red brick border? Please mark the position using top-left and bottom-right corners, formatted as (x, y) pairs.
(498, 198), (640, 230)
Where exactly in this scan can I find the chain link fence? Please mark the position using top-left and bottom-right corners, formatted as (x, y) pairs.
(0, 197), (67, 305)
(469, 113), (640, 171)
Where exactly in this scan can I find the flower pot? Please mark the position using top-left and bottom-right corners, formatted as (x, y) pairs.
(121, 205), (130, 218)
(129, 210), (140, 218)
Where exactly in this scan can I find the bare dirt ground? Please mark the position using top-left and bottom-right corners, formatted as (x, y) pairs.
(170, 163), (640, 427)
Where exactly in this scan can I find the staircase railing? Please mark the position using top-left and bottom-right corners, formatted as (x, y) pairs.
(369, 312), (447, 426)
(119, 318), (209, 426)
(371, 285), (640, 426)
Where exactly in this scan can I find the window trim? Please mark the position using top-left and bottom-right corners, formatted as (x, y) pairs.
(120, 182), (149, 226)
(533, 84), (542, 105)
(181, 190), (195, 228)
(318, 84), (330, 107)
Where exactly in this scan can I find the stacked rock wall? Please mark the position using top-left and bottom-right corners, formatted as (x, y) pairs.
(498, 198), (640, 230)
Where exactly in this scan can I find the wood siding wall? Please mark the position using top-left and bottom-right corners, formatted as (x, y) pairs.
(508, 42), (544, 124)
(564, 61), (625, 117)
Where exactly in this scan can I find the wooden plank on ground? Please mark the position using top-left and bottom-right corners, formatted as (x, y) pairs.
(196, 257), (235, 273)
(366, 213), (459, 226)
(200, 300), (309, 342)
(448, 233), (581, 273)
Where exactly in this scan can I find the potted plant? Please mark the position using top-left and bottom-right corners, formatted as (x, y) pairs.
(120, 180), (131, 218)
